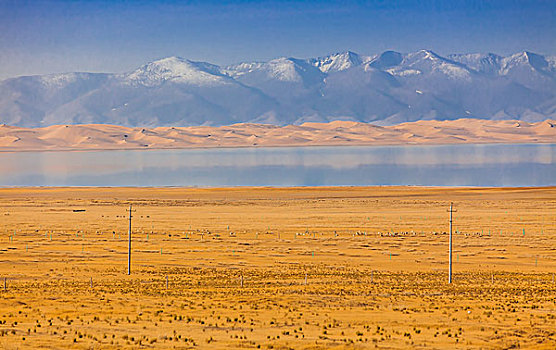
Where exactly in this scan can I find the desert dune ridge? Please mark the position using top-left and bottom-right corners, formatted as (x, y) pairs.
(0, 118), (554, 151)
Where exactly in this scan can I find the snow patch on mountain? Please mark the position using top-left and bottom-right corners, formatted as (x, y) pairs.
(386, 68), (422, 77)
(547, 56), (556, 71)
(38, 72), (105, 88)
(223, 62), (265, 78)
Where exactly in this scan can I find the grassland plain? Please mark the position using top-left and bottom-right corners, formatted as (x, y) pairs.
(0, 186), (555, 349)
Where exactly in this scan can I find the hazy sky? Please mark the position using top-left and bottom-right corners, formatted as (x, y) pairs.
(1, 0), (555, 80)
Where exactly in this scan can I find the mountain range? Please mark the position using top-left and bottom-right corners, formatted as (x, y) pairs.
(1, 50), (555, 127)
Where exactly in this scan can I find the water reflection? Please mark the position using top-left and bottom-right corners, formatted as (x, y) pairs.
(1, 144), (554, 187)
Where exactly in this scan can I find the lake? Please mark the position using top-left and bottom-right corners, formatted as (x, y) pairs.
(1, 143), (554, 187)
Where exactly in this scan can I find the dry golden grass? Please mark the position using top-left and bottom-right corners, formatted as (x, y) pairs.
(0, 186), (555, 349)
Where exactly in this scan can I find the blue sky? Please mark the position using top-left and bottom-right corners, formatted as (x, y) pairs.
(0, 0), (555, 80)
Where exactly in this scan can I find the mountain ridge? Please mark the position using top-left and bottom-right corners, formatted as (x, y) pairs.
(1, 49), (555, 127)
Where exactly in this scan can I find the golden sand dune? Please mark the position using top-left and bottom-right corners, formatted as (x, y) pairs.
(0, 118), (554, 151)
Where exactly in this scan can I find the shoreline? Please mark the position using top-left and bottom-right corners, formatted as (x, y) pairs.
(0, 139), (555, 154)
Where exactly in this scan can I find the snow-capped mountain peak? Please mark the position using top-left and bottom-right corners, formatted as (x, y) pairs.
(500, 51), (554, 75)
(395, 49), (472, 80)
(408, 49), (442, 62)
(124, 56), (232, 87)
(447, 53), (502, 74)
(265, 57), (305, 82)
(265, 57), (326, 82)
(310, 51), (364, 73)
(226, 57), (325, 86)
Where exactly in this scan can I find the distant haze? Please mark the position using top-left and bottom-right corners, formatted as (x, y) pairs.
(0, 50), (555, 127)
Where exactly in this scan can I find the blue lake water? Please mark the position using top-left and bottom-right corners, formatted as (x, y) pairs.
(1, 144), (554, 187)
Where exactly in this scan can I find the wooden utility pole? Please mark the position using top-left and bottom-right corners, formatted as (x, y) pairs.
(127, 204), (135, 275)
(448, 202), (456, 284)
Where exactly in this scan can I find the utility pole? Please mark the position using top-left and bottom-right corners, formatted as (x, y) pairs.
(448, 202), (457, 284)
(127, 204), (135, 275)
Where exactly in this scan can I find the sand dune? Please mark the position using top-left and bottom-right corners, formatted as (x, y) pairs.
(0, 118), (554, 151)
